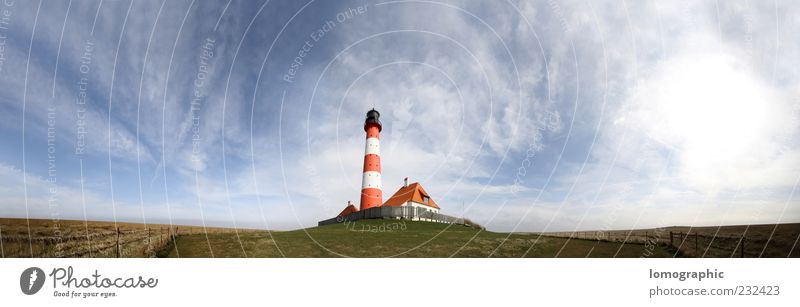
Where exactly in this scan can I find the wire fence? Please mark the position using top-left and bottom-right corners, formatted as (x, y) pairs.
(0, 226), (255, 258)
(1, 227), (178, 258)
(541, 230), (752, 257)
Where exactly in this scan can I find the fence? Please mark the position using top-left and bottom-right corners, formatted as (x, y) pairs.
(318, 206), (480, 228)
(1, 226), (190, 258)
(541, 230), (750, 257)
(668, 231), (747, 258)
(1, 225), (268, 258)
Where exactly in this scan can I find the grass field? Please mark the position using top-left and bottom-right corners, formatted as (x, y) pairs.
(6, 218), (796, 258)
(163, 220), (671, 258)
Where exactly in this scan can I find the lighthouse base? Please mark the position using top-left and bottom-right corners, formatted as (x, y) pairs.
(318, 206), (468, 227)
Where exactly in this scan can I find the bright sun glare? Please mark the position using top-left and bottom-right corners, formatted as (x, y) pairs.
(638, 53), (781, 184)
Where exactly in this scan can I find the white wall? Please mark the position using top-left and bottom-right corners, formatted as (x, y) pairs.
(402, 201), (439, 214)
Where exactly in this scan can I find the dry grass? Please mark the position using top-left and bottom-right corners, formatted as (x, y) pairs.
(540, 223), (800, 257)
(0, 218), (256, 258)
(665, 223), (800, 257)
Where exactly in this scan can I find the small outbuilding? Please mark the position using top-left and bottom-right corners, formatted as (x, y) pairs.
(337, 201), (358, 217)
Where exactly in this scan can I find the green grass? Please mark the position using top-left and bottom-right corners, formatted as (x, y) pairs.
(164, 220), (673, 258)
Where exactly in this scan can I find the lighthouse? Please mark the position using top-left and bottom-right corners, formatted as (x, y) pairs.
(317, 108), (461, 227)
(360, 109), (383, 210)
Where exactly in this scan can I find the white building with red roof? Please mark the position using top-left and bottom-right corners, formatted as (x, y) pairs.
(382, 178), (440, 215)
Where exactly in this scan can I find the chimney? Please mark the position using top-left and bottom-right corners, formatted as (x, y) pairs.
(404, 177), (408, 187)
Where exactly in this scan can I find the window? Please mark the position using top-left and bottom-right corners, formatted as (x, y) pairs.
(422, 196), (429, 204)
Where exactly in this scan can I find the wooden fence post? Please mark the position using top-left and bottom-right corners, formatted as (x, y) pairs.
(741, 236), (745, 258)
(147, 227), (152, 255)
(115, 227), (121, 258)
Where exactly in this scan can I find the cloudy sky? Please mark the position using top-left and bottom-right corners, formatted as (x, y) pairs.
(0, 0), (798, 232)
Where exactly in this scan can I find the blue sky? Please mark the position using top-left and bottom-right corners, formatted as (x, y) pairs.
(0, 0), (798, 231)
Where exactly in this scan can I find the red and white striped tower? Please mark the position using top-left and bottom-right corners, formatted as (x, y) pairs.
(360, 109), (383, 210)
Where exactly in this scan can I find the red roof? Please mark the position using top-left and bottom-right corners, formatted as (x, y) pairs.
(382, 182), (440, 209)
(338, 204), (358, 217)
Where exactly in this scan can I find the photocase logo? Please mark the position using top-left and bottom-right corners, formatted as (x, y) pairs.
(20, 267), (46, 295)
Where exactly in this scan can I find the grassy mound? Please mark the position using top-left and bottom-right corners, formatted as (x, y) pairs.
(164, 220), (671, 258)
